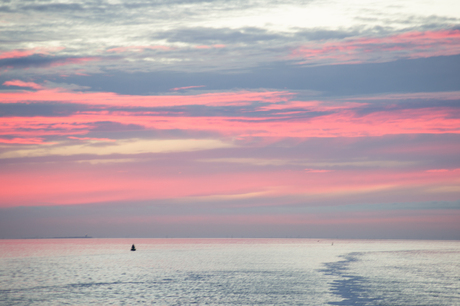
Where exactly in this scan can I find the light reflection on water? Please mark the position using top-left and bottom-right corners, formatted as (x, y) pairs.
(0, 239), (459, 305)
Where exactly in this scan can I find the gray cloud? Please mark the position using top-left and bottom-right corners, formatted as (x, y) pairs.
(89, 121), (145, 132)
(154, 27), (285, 44)
(0, 54), (100, 69)
(53, 54), (460, 96)
(0, 102), (87, 117)
(2, 132), (459, 172)
(1, 0), (458, 78)
(1, 198), (459, 239)
(19, 3), (85, 12)
(152, 26), (376, 45)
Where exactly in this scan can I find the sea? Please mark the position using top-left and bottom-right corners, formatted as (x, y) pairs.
(0, 238), (459, 305)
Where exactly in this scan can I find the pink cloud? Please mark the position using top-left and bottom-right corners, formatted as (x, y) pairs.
(0, 164), (458, 207)
(67, 136), (116, 142)
(343, 91), (460, 101)
(0, 48), (98, 70)
(0, 137), (48, 144)
(49, 57), (99, 67)
(0, 50), (37, 60)
(0, 87), (459, 141)
(292, 29), (460, 65)
(0, 86), (293, 107)
(3, 80), (43, 90)
(0, 168), (277, 206)
(426, 168), (460, 173)
(0, 116), (91, 137)
(0, 47), (64, 60)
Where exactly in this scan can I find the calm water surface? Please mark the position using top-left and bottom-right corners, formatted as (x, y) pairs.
(0, 238), (459, 305)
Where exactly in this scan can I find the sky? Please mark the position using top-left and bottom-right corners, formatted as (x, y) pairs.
(0, 0), (459, 239)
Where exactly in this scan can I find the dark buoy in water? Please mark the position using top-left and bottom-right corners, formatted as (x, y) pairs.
(131, 244), (136, 251)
